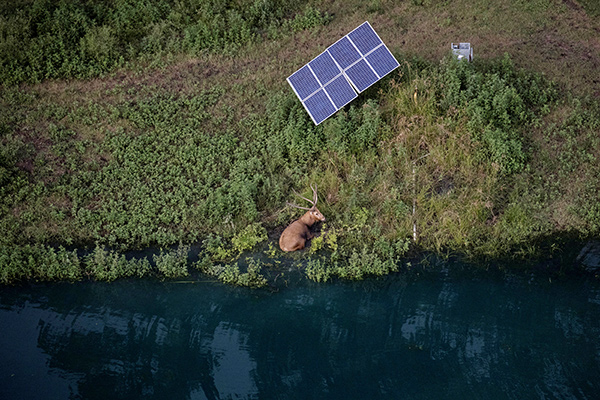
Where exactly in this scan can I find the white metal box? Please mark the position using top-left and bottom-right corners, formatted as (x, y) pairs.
(451, 43), (473, 62)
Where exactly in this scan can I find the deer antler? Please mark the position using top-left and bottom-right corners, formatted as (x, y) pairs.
(292, 188), (315, 207)
(287, 184), (318, 210)
(286, 201), (312, 210)
(310, 183), (318, 206)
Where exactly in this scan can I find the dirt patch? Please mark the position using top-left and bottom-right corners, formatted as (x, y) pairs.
(363, 0), (600, 96)
(35, 57), (231, 104)
(13, 125), (51, 156)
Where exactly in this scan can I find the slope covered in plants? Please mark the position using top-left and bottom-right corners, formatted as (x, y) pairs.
(1, 0), (599, 284)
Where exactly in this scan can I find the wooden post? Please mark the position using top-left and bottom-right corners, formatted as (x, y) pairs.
(412, 153), (430, 243)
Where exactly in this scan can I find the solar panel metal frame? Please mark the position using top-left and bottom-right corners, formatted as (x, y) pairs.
(287, 21), (399, 125)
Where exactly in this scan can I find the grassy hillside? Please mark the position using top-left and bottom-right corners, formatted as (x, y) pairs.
(1, 0), (599, 284)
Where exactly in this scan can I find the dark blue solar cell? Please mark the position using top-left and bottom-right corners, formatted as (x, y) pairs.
(366, 45), (399, 78)
(288, 65), (321, 101)
(344, 59), (378, 92)
(324, 75), (357, 109)
(309, 52), (341, 86)
(303, 89), (337, 125)
(348, 22), (382, 55)
(328, 37), (361, 69)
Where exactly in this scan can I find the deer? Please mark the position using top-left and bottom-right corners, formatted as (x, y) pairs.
(279, 184), (326, 252)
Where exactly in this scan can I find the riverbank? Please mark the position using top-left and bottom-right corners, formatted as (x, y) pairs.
(1, 0), (599, 285)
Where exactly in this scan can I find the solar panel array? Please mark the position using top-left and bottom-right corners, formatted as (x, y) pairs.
(287, 21), (399, 125)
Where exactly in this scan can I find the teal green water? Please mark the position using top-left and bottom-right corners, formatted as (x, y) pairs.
(1, 263), (600, 399)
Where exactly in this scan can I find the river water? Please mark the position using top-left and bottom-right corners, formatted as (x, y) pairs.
(1, 261), (600, 399)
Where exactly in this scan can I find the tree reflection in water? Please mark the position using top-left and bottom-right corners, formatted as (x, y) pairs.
(1, 266), (600, 399)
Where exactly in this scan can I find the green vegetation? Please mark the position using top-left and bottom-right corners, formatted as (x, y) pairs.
(0, 243), (193, 283)
(579, 0), (600, 17)
(1, 0), (599, 285)
(0, 0), (330, 84)
(195, 257), (268, 288)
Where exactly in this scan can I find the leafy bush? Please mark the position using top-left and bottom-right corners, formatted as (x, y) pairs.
(0, 0), (330, 84)
(0, 244), (82, 284)
(437, 55), (557, 174)
(321, 100), (383, 157)
(231, 223), (268, 254)
(287, 6), (332, 33)
(203, 235), (234, 261)
(203, 257), (267, 287)
(85, 245), (151, 281)
(304, 237), (410, 282)
(153, 244), (190, 279)
(304, 257), (331, 282)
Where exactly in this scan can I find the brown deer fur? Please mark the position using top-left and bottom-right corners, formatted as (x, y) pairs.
(279, 185), (325, 252)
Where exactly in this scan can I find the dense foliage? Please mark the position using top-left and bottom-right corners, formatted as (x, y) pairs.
(1, 1), (599, 285)
(0, 0), (330, 84)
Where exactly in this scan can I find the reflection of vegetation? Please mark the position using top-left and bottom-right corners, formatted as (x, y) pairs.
(21, 265), (600, 399)
(1, 1), (599, 285)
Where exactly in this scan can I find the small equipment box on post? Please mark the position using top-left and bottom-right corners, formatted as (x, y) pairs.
(451, 43), (473, 62)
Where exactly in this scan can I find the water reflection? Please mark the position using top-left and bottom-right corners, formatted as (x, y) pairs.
(1, 267), (600, 399)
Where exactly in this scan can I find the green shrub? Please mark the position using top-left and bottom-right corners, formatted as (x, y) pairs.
(0, 244), (82, 284)
(38, 246), (82, 281)
(204, 257), (267, 287)
(305, 257), (332, 282)
(1, 0), (330, 84)
(304, 236), (410, 282)
(231, 223), (268, 254)
(153, 244), (190, 279)
(237, 257), (268, 287)
(86, 245), (129, 281)
(84, 245), (153, 281)
(287, 6), (332, 32)
(437, 55), (557, 174)
(203, 235), (234, 261)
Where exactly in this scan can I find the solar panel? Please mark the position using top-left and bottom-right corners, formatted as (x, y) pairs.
(328, 37), (361, 69)
(288, 65), (320, 101)
(287, 21), (399, 125)
(325, 75), (357, 109)
(345, 59), (379, 92)
(304, 89), (337, 125)
(365, 45), (400, 79)
(347, 22), (382, 55)
(308, 52), (341, 86)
